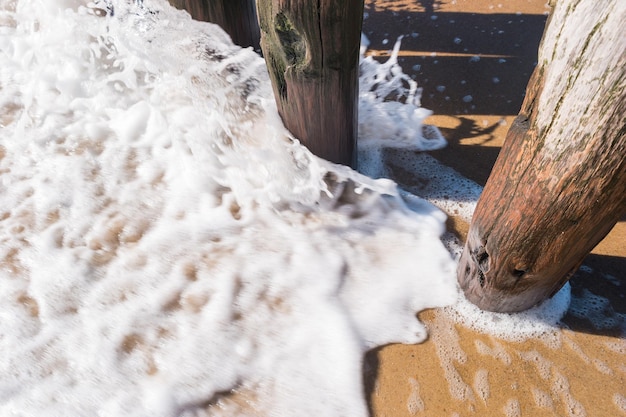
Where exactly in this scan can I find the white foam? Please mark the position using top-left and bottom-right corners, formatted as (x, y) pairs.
(504, 398), (521, 417)
(444, 283), (572, 342)
(377, 150), (481, 223)
(474, 339), (511, 365)
(472, 369), (490, 402)
(358, 36), (447, 154)
(531, 387), (555, 409)
(519, 350), (553, 381)
(0, 1), (457, 416)
(406, 377), (425, 414)
(568, 288), (626, 334)
(614, 393), (626, 413)
(373, 147), (574, 342)
(0, 1), (608, 415)
(429, 313), (475, 402)
(551, 371), (587, 417)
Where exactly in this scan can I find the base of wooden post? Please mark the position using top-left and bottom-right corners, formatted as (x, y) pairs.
(457, 0), (626, 312)
(169, 0), (260, 51)
(257, 1), (364, 167)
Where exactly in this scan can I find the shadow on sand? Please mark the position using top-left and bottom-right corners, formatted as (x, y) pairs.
(362, 8), (547, 116)
(363, 251), (625, 415)
(561, 253), (626, 338)
(361, 5), (624, 414)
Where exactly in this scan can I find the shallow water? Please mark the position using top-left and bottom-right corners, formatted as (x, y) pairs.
(0, 1), (575, 416)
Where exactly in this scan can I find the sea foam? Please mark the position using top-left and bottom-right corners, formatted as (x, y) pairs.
(0, 1), (456, 416)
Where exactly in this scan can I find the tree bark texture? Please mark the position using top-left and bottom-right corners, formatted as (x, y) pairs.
(458, 0), (626, 312)
(169, 0), (260, 50)
(256, 0), (364, 167)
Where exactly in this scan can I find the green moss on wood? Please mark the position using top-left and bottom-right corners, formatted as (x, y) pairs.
(274, 12), (307, 68)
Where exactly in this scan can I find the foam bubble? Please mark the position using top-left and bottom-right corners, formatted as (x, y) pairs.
(519, 350), (553, 381)
(406, 378), (425, 414)
(380, 151), (481, 223)
(474, 339), (511, 365)
(472, 369), (490, 402)
(568, 288), (626, 333)
(532, 387), (555, 409)
(444, 283), (572, 342)
(358, 37), (447, 153)
(551, 371), (586, 417)
(614, 393), (626, 413)
(429, 313), (475, 402)
(593, 358), (613, 375)
(0, 1), (457, 416)
(504, 398), (522, 417)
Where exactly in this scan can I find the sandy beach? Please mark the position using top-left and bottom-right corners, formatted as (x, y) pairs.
(362, 1), (625, 416)
(0, 1), (622, 416)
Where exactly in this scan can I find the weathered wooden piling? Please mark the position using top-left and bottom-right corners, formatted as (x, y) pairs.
(170, 0), (363, 167)
(458, 0), (626, 312)
(256, 0), (364, 167)
(169, 0), (260, 50)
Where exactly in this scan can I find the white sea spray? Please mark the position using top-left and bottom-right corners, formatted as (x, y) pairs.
(0, 1), (457, 416)
(358, 35), (447, 153)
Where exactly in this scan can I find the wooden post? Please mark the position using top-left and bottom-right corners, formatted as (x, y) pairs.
(256, 0), (363, 167)
(457, 0), (626, 312)
(169, 0), (260, 50)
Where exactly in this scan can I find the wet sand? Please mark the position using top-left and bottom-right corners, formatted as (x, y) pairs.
(362, 1), (625, 416)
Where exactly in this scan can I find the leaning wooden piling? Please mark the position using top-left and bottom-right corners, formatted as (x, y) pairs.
(457, 0), (626, 312)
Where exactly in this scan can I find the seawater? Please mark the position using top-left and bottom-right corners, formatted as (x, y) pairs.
(0, 1), (572, 416)
(0, 1), (455, 415)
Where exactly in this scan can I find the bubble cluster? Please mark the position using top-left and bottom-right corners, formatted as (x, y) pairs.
(0, 1), (458, 416)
